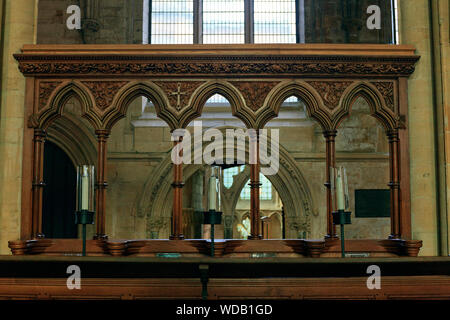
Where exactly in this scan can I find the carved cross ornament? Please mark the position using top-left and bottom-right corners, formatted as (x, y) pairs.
(169, 83), (188, 111)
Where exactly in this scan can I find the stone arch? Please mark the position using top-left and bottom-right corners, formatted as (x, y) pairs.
(35, 81), (96, 130)
(137, 127), (317, 238)
(46, 115), (97, 167)
(105, 81), (170, 130)
(187, 81), (251, 128)
(261, 80), (330, 130)
(336, 81), (397, 132)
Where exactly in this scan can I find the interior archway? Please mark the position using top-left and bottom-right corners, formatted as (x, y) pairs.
(139, 128), (316, 239)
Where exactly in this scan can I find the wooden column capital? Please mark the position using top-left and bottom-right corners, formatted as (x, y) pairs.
(387, 129), (399, 141)
(323, 130), (337, 139)
(95, 129), (110, 139)
(33, 128), (47, 139)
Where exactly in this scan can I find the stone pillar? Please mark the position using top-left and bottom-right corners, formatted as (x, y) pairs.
(399, 0), (439, 255)
(0, 0), (38, 254)
(430, 0), (450, 256)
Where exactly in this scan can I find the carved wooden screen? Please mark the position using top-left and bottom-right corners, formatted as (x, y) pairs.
(9, 44), (422, 257)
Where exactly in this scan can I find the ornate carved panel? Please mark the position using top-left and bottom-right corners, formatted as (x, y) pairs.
(154, 81), (204, 111)
(230, 81), (280, 111)
(38, 81), (62, 111)
(82, 81), (128, 111)
(372, 81), (395, 111)
(18, 61), (417, 77)
(307, 81), (353, 110)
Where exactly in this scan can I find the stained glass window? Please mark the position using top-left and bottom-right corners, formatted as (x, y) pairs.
(151, 0), (194, 44)
(223, 166), (241, 189)
(254, 0), (296, 43)
(203, 0), (245, 44)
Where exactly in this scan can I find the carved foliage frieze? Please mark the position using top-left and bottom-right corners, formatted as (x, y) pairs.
(372, 81), (395, 111)
(38, 81), (62, 111)
(18, 61), (417, 76)
(230, 81), (280, 111)
(307, 81), (353, 110)
(82, 81), (128, 111)
(155, 81), (204, 111)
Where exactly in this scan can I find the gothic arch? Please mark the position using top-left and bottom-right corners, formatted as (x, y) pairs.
(33, 81), (96, 130)
(188, 81), (251, 128)
(336, 81), (397, 132)
(105, 81), (169, 130)
(261, 80), (329, 130)
(137, 128), (317, 238)
(46, 115), (97, 167)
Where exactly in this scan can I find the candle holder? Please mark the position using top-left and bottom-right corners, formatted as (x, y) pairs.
(76, 165), (95, 257)
(203, 209), (222, 257)
(332, 209), (352, 258)
(75, 210), (95, 256)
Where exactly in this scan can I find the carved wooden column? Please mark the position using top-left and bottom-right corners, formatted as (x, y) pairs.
(323, 130), (338, 239)
(94, 129), (109, 240)
(388, 129), (401, 239)
(170, 137), (184, 240)
(248, 130), (262, 240)
(31, 128), (46, 239)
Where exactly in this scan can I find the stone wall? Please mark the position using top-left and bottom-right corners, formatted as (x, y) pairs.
(0, 0), (38, 254)
(37, 0), (143, 44)
(399, 0), (440, 255)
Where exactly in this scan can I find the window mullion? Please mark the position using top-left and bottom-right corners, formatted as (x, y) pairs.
(194, 0), (203, 44)
(245, 0), (254, 44)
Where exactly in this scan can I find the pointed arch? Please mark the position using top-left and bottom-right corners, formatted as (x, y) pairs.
(137, 128), (317, 238)
(46, 115), (97, 167)
(262, 81), (330, 130)
(104, 81), (169, 130)
(336, 81), (397, 132)
(188, 81), (251, 128)
(36, 81), (96, 130)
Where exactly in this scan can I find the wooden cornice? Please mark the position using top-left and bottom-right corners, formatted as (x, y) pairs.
(14, 44), (420, 78)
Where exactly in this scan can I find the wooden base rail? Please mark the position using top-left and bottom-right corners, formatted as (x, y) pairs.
(0, 256), (448, 300)
(8, 238), (422, 257)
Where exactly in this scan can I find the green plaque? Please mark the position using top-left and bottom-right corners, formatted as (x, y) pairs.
(355, 189), (390, 218)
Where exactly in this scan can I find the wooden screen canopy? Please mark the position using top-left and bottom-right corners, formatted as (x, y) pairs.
(9, 44), (423, 257)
